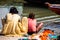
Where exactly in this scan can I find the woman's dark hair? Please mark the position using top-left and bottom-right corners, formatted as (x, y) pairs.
(28, 13), (35, 19)
(9, 7), (18, 14)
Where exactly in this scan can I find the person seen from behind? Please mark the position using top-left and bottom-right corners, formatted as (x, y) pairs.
(1, 7), (28, 36)
(28, 13), (43, 35)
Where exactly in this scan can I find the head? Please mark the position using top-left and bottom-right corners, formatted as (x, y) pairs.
(9, 7), (18, 14)
(28, 13), (35, 19)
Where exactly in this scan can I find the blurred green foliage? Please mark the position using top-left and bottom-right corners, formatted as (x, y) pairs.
(0, 0), (24, 6)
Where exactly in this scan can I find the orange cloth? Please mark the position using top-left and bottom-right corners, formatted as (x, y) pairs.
(40, 29), (53, 40)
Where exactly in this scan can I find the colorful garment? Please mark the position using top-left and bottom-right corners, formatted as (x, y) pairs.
(1, 13), (28, 36)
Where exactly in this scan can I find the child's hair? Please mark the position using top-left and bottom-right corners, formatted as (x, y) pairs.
(28, 13), (35, 19)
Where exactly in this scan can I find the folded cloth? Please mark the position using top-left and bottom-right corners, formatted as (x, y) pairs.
(48, 34), (57, 39)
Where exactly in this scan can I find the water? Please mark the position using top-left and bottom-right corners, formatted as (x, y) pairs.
(23, 6), (60, 35)
(0, 6), (60, 35)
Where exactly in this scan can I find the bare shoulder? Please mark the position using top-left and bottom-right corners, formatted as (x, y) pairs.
(33, 19), (36, 21)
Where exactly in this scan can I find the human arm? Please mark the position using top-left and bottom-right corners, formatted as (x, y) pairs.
(36, 22), (43, 32)
(1, 15), (7, 26)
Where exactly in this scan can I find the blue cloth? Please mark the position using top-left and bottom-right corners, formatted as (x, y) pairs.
(48, 34), (57, 39)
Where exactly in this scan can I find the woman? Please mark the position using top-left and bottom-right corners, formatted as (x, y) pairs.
(1, 7), (28, 36)
(28, 13), (43, 35)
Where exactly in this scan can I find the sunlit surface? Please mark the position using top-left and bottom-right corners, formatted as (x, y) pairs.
(23, 6), (60, 35)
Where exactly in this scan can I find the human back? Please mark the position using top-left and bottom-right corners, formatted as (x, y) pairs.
(28, 13), (36, 33)
(1, 7), (21, 35)
(28, 18), (36, 32)
(1, 7), (28, 37)
(28, 13), (43, 35)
